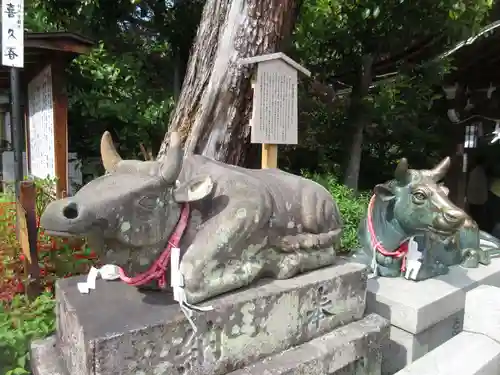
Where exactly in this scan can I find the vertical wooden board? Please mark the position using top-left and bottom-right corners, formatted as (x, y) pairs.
(16, 202), (30, 262)
(251, 60), (298, 145)
(27, 64), (56, 180)
(19, 180), (41, 298)
(52, 58), (69, 198)
(1, 0), (24, 68)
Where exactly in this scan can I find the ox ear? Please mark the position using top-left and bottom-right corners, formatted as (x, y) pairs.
(439, 183), (450, 196)
(373, 183), (396, 202)
(173, 175), (214, 202)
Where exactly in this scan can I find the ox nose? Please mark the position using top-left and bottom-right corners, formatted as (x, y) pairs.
(442, 209), (465, 227)
(62, 202), (80, 220)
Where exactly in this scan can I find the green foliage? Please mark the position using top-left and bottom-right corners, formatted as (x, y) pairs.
(304, 172), (370, 251)
(289, 0), (494, 188)
(0, 293), (56, 375)
(67, 42), (176, 160)
(294, 0), (493, 75)
(26, 0), (204, 161)
(0, 178), (96, 374)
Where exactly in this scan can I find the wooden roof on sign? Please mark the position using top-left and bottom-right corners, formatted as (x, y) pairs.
(0, 31), (94, 89)
(239, 52), (312, 77)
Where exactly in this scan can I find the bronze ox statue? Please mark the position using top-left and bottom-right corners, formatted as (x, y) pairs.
(40, 132), (343, 303)
(355, 157), (500, 281)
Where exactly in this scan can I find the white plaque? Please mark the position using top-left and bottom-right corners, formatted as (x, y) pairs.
(251, 60), (298, 145)
(1, 0), (24, 68)
(28, 65), (55, 179)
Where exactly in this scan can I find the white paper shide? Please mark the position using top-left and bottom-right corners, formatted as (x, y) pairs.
(1, 0), (24, 68)
(28, 65), (56, 179)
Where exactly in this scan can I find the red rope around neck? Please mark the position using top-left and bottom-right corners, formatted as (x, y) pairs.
(366, 194), (409, 272)
(118, 203), (190, 288)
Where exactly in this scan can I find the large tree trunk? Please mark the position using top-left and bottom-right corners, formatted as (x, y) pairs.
(343, 54), (373, 192)
(157, 0), (302, 165)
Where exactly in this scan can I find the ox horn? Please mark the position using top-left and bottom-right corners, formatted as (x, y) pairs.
(159, 131), (183, 183)
(100, 131), (123, 173)
(394, 158), (409, 183)
(428, 157), (451, 181)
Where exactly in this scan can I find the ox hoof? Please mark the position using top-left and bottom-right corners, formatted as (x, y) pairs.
(413, 263), (448, 281)
(276, 258), (301, 279)
(461, 248), (480, 268)
(183, 288), (211, 305)
(478, 250), (491, 266)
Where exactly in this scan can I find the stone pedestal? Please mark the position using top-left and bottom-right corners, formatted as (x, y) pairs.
(31, 261), (389, 375)
(394, 285), (500, 375)
(228, 314), (388, 375)
(365, 257), (500, 374)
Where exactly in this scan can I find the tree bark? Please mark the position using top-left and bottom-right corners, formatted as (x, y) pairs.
(157, 0), (301, 165)
(343, 54), (373, 192)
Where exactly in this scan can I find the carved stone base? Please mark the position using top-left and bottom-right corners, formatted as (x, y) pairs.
(227, 313), (389, 375)
(31, 261), (370, 375)
(33, 314), (389, 375)
(364, 257), (500, 374)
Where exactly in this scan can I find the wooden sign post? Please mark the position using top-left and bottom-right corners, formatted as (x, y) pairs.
(239, 53), (311, 169)
(17, 181), (41, 299)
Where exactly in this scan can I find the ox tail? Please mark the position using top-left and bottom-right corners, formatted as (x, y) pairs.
(277, 228), (342, 252)
(479, 230), (500, 256)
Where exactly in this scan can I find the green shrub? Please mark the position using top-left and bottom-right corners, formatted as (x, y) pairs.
(0, 293), (56, 375)
(303, 172), (370, 251)
(0, 177), (95, 375)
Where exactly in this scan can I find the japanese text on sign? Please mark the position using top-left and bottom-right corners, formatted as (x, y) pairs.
(28, 65), (55, 179)
(250, 60), (298, 145)
(1, 0), (24, 68)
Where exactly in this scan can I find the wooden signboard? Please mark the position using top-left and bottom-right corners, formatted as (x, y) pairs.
(251, 59), (299, 145)
(27, 64), (68, 197)
(239, 53), (310, 169)
(28, 65), (56, 180)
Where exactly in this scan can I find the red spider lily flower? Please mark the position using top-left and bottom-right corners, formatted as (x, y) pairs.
(15, 282), (24, 293)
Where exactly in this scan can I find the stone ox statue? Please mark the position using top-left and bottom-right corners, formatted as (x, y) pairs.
(40, 132), (342, 303)
(355, 157), (500, 281)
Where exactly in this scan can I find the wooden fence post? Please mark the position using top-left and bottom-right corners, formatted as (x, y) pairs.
(18, 180), (41, 299)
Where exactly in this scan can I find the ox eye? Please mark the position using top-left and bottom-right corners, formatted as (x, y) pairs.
(412, 191), (427, 203)
(138, 196), (158, 210)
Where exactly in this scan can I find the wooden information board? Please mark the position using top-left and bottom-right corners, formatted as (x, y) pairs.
(239, 53), (310, 169)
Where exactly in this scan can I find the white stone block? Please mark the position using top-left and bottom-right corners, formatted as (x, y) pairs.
(394, 332), (500, 375)
(382, 311), (462, 375)
(464, 285), (500, 343)
(365, 258), (500, 374)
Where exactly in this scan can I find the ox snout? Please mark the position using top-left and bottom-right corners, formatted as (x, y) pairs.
(40, 198), (94, 237)
(432, 208), (466, 234)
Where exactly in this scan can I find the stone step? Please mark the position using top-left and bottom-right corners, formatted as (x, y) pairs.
(364, 257), (500, 374)
(32, 261), (368, 375)
(31, 335), (65, 375)
(227, 313), (389, 375)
